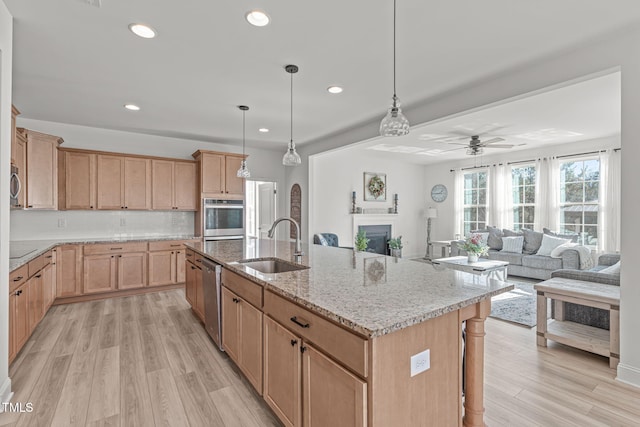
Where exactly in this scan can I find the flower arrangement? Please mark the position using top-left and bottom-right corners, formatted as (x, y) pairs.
(355, 230), (370, 252)
(388, 236), (403, 250)
(458, 234), (489, 256)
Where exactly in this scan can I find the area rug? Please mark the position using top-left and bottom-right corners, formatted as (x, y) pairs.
(489, 281), (537, 327)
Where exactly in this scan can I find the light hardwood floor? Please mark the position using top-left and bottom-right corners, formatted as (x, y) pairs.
(1, 289), (639, 426)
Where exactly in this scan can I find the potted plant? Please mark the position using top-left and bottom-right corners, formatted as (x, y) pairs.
(388, 235), (403, 258)
(354, 230), (370, 252)
(458, 234), (489, 263)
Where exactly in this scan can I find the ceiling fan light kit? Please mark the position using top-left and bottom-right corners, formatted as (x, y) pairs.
(283, 64), (302, 166)
(236, 105), (251, 178)
(380, 0), (410, 137)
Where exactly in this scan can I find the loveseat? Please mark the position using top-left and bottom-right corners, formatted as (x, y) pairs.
(450, 227), (587, 280)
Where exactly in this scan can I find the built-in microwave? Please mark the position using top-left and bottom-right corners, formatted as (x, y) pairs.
(203, 199), (244, 240)
(10, 165), (21, 208)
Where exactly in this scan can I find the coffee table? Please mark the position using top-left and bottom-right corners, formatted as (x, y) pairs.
(432, 256), (508, 281)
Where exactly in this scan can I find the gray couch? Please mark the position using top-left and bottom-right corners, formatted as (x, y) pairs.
(551, 253), (620, 330)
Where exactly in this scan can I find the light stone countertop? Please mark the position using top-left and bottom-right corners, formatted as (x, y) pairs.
(10, 235), (198, 271)
(186, 239), (515, 338)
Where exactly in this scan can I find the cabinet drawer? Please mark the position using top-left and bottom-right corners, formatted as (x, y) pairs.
(264, 291), (368, 378)
(42, 249), (54, 267)
(28, 255), (45, 278)
(83, 242), (148, 255)
(10, 264), (28, 293)
(149, 240), (188, 252)
(222, 269), (263, 309)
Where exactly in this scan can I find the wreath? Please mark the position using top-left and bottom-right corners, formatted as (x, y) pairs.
(368, 175), (385, 199)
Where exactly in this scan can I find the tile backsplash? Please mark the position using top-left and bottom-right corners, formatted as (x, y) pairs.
(10, 210), (195, 241)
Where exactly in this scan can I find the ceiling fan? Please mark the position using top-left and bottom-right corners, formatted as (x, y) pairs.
(444, 135), (524, 156)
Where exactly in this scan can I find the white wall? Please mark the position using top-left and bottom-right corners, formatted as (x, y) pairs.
(423, 135), (621, 240)
(289, 26), (640, 387)
(0, 0), (12, 404)
(12, 118), (288, 240)
(310, 150), (426, 257)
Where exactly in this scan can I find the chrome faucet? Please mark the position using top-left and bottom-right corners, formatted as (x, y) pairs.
(267, 217), (304, 263)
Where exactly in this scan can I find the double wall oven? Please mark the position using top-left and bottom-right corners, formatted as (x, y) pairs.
(203, 198), (244, 240)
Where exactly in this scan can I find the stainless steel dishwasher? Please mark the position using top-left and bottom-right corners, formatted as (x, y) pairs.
(202, 258), (224, 351)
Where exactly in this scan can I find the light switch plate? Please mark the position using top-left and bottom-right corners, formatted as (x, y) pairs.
(410, 349), (430, 377)
(58, 218), (66, 228)
(120, 218), (126, 227)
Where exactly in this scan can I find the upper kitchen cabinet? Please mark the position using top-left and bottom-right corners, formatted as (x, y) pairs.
(192, 150), (246, 199)
(58, 149), (96, 210)
(97, 154), (151, 210)
(151, 159), (197, 210)
(11, 105), (19, 165)
(22, 128), (63, 209)
(11, 114), (27, 208)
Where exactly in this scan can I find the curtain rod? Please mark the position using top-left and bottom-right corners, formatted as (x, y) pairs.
(449, 148), (621, 172)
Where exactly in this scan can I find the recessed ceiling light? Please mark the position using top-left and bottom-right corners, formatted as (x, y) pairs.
(124, 104), (140, 111)
(327, 86), (343, 94)
(245, 10), (270, 27)
(258, 128), (269, 133)
(128, 23), (156, 39)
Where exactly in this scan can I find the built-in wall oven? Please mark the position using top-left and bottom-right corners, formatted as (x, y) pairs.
(203, 199), (244, 240)
(10, 165), (21, 208)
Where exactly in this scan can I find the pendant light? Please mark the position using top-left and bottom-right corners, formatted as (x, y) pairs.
(379, 0), (410, 137)
(282, 64), (302, 166)
(236, 105), (251, 178)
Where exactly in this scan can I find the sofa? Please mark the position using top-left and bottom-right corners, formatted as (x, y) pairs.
(551, 253), (620, 330)
(450, 226), (586, 280)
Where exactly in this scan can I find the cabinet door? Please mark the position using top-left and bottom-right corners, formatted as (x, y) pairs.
(222, 287), (240, 363)
(83, 254), (117, 294)
(27, 274), (43, 334)
(151, 160), (174, 210)
(175, 249), (186, 283)
(240, 300), (263, 394)
(11, 105), (18, 165)
(97, 155), (124, 209)
(264, 317), (301, 427)
(118, 252), (148, 289)
(9, 291), (16, 362)
(124, 157), (151, 210)
(42, 263), (55, 311)
(185, 261), (197, 307)
(303, 344), (367, 427)
(201, 153), (225, 195)
(15, 133), (27, 208)
(11, 285), (29, 360)
(174, 162), (197, 210)
(225, 156), (245, 195)
(149, 250), (175, 286)
(194, 266), (205, 321)
(64, 151), (96, 209)
(26, 134), (58, 209)
(56, 245), (83, 297)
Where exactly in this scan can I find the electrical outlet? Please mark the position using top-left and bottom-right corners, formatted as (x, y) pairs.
(120, 218), (126, 227)
(410, 349), (430, 377)
(58, 218), (66, 228)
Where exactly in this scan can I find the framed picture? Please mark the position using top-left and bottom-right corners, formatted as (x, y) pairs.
(363, 172), (386, 201)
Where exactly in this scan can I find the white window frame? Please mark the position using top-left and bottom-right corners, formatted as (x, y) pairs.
(559, 157), (600, 247)
(511, 164), (536, 231)
(462, 170), (488, 235)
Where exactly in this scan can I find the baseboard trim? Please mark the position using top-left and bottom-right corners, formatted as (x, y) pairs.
(0, 377), (13, 409)
(616, 362), (640, 389)
(52, 283), (184, 305)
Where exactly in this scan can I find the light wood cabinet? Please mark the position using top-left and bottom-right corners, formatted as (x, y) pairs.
(176, 249), (186, 283)
(117, 252), (147, 289)
(185, 260), (198, 311)
(149, 240), (192, 286)
(27, 272), (43, 335)
(11, 105), (19, 165)
(151, 160), (197, 210)
(9, 283), (29, 363)
(23, 129), (63, 209)
(83, 254), (117, 294)
(192, 150), (246, 199)
(124, 157), (152, 210)
(59, 150), (96, 210)
(97, 155), (151, 210)
(56, 245), (83, 298)
(83, 243), (148, 293)
(222, 286), (240, 362)
(42, 261), (56, 311)
(224, 156), (245, 195)
(97, 155), (123, 209)
(11, 106), (27, 208)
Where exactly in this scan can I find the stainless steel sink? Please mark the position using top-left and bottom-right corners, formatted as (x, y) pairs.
(237, 257), (309, 274)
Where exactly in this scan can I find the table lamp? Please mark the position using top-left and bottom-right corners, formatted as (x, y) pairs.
(425, 207), (438, 260)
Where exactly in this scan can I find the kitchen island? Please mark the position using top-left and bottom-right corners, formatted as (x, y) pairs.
(186, 239), (513, 427)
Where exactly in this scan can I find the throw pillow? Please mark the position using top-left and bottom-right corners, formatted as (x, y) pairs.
(600, 261), (621, 276)
(501, 236), (524, 254)
(543, 227), (579, 243)
(549, 242), (579, 258)
(522, 228), (544, 255)
(536, 234), (570, 256)
(487, 226), (503, 250)
(503, 229), (524, 238)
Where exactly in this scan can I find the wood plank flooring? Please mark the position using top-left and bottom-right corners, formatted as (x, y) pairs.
(1, 289), (640, 426)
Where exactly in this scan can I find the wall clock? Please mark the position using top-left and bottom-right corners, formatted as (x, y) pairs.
(431, 184), (448, 202)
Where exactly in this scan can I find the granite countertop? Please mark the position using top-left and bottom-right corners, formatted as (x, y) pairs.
(10, 235), (199, 271)
(185, 239), (514, 338)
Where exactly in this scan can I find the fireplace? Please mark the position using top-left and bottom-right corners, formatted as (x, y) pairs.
(358, 225), (392, 255)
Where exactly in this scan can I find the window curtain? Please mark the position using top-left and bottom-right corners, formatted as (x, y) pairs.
(453, 168), (464, 238)
(487, 163), (512, 229)
(534, 157), (559, 231)
(599, 150), (621, 253)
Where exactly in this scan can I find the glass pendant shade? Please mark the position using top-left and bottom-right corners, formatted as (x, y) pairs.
(237, 159), (250, 178)
(380, 95), (410, 137)
(236, 105), (251, 178)
(282, 141), (301, 166)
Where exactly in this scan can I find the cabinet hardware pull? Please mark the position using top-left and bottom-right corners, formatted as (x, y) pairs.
(13, 276), (23, 281)
(191, 266), (196, 270)
(90, 206), (94, 209)
(35, 274), (42, 278)
(110, 248), (123, 250)
(121, 206), (124, 209)
(125, 206), (128, 209)
(16, 290), (22, 296)
(291, 339), (297, 346)
(170, 244), (181, 247)
(196, 259), (202, 263)
(171, 251), (174, 254)
(119, 255), (122, 258)
(46, 255), (52, 258)
(111, 255), (114, 258)
(232, 298), (240, 303)
(28, 205), (33, 208)
(300, 346), (307, 354)
(290, 317), (310, 328)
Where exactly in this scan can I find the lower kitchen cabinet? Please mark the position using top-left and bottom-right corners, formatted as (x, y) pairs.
(148, 240), (191, 286)
(118, 252), (147, 289)
(185, 258), (204, 321)
(56, 244), (83, 298)
(27, 273), (43, 334)
(222, 286), (263, 394)
(9, 283), (29, 363)
(83, 242), (149, 293)
(42, 261), (56, 312)
(83, 254), (117, 294)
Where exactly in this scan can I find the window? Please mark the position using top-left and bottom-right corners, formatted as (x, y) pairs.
(463, 171), (487, 235)
(511, 165), (536, 231)
(559, 158), (600, 246)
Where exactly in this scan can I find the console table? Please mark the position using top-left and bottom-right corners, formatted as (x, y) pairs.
(534, 277), (620, 368)
(432, 256), (508, 281)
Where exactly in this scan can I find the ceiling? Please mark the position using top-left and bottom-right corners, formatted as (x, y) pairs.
(5, 0), (638, 152)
